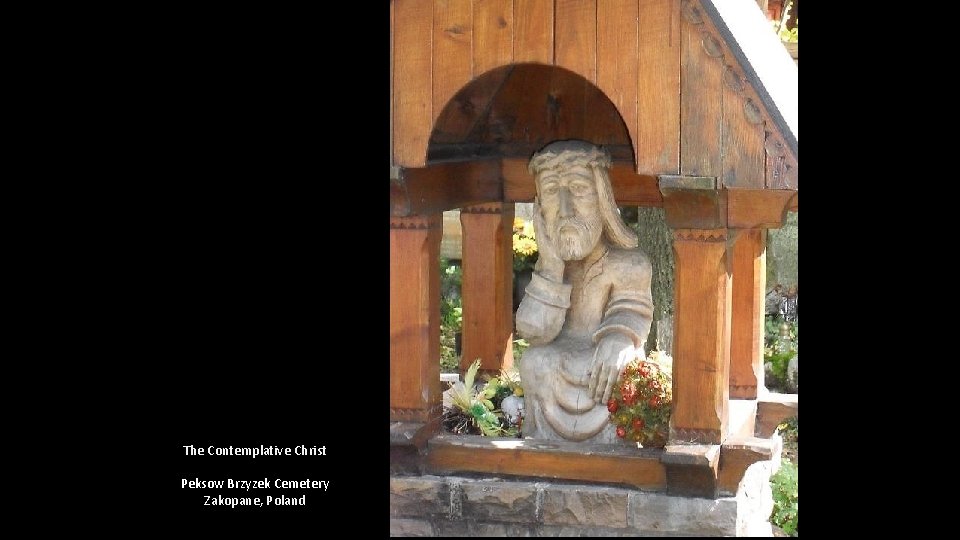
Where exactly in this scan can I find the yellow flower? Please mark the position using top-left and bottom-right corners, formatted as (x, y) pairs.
(513, 217), (526, 234)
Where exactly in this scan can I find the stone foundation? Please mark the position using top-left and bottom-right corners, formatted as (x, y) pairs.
(390, 465), (776, 537)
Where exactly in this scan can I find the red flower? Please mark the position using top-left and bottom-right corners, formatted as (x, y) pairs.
(607, 399), (619, 413)
(632, 417), (645, 431)
(649, 396), (661, 407)
(616, 426), (626, 438)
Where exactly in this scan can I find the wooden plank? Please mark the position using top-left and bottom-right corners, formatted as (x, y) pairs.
(555, 0), (597, 84)
(721, 67), (765, 188)
(680, 8), (723, 177)
(501, 158), (663, 206)
(460, 203), (515, 372)
(670, 228), (731, 444)
(596, 0), (639, 159)
(394, 0), (434, 167)
(582, 76), (630, 146)
(513, 0), (553, 64)
(729, 229), (765, 399)
(726, 188), (794, 228)
(427, 435), (667, 490)
(390, 214), (443, 422)
(473, 0), (514, 75)
(391, 0), (395, 164)
(637, 0), (681, 175)
(433, 0), (474, 128)
(391, 160), (503, 217)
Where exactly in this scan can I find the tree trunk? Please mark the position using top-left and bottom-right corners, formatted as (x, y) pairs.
(634, 207), (675, 354)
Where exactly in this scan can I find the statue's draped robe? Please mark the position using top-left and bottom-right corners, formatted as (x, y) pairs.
(517, 245), (654, 443)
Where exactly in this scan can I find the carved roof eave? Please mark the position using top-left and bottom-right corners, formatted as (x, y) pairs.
(700, 0), (797, 161)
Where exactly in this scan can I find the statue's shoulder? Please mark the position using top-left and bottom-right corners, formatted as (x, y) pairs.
(604, 246), (652, 272)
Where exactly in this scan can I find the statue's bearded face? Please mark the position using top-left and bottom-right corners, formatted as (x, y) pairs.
(537, 164), (603, 261)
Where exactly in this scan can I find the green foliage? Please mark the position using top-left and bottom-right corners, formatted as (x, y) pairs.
(764, 316), (798, 390)
(770, 459), (798, 535)
(440, 258), (463, 373)
(443, 359), (519, 437)
(772, 1), (798, 43)
(512, 338), (530, 365)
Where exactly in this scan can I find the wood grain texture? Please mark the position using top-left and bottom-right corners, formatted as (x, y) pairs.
(512, 0), (553, 64)
(718, 437), (777, 495)
(427, 435), (667, 490)
(473, 0), (514, 75)
(502, 158), (662, 206)
(555, 0), (597, 84)
(670, 228), (731, 444)
(726, 188), (793, 228)
(473, 64), (551, 146)
(721, 66), (764, 188)
(460, 203), (515, 372)
(394, 0), (434, 167)
(433, 0), (474, 128)
(680, 9), (723, 177)
(391, 0), (395, 163)
(729, 229), (765, 399)
(637, 0), (681, 175)
(431, 66), (512, 144)
(596, 0), (639, 164)
(391, 160), (503, 217)
(390, 213), (443, 421)
(755, 394), (798, 437)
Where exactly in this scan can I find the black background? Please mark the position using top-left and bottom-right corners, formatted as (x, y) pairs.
(160, 3), (390, 534)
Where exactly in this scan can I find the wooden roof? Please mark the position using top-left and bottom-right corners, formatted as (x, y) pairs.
(391, 0), (797, 191)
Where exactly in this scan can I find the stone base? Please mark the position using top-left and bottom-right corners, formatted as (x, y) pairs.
(390, 466), (776, 537)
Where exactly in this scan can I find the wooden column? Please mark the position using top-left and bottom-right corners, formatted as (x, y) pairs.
(460, 203), (515, 373)
(390, 213), (442, 423)
(729, 229), (767, 399)
(670, 228), (731, 445)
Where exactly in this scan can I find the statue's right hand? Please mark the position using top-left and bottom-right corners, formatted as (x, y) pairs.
(533, 203), (564, 282)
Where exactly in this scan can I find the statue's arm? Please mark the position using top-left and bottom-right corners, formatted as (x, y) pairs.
(515, 272), (571, 345)
(591, 258), (654, 350)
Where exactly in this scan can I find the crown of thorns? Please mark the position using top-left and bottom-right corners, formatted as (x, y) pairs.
(528, 140), (612, 175)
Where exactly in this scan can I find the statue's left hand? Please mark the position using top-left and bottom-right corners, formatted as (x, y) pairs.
(589, 333), (636, 405)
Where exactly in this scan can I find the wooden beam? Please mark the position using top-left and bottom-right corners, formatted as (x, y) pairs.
(726, 188), (794, 228)
(426, 435), (667, 490)
(729, 229), (765, 399)
(391, 160), (503, 217)
(670, 228), (731, 445)
(502, 158), (663, 206)
(390, 214), (443, 423)
(460, 203), (515, 373)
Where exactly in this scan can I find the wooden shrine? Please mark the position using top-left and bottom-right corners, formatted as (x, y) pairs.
(390, 0), (797, 500)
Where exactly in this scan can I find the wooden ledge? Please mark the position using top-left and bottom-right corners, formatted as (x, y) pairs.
(718, 436), (782, 496)
(756, 392), (799, 437)
(425, 435), (666, 490)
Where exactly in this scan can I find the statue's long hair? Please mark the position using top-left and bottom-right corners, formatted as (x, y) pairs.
(529, 140), (638, 249)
